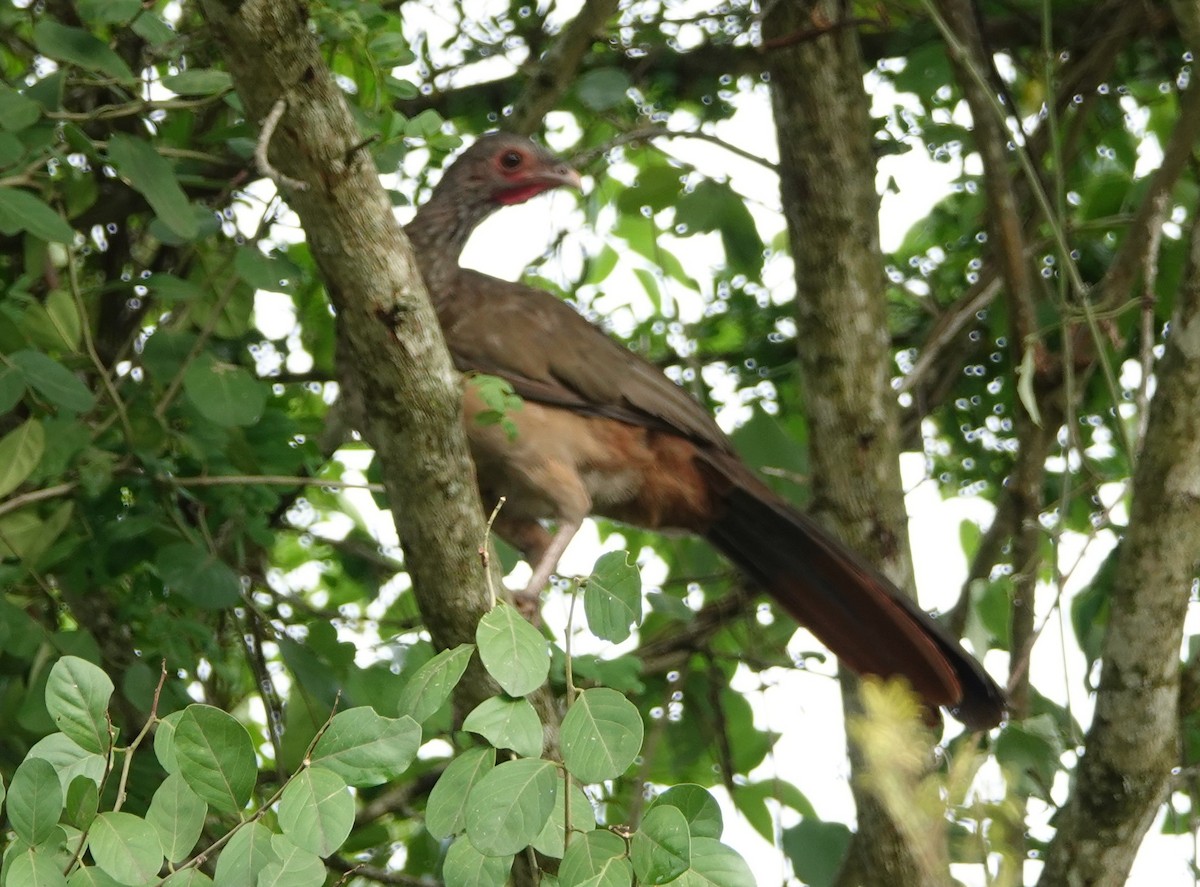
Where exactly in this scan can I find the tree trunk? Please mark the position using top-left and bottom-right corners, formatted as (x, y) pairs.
(764, 2), (948, 884)
(198, 0), (495, 675)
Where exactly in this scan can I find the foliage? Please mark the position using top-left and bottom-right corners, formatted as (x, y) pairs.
(0, 0), (1198, 884)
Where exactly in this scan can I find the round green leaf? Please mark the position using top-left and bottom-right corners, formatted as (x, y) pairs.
(154, 710), (185, 774)
(160, 869), (214, 886)
(465, 758), (558, 856)
(575, 68), (631, 112)
(277, 767), (354, 857)
(443, 836), (513, 887)
(214, 821), (278, 886)
(532, 781), (596, 859)
(63, 774), (99, 831)
(155, 542), (242, 609)
(181, 353), (267, 427)
(45, 656), (113, 755)
(310, 707), (421, 786)
(396, 643), (474, 723)
(26, 733), (105, 793)
(8, 756), (64, 845)
(147, 773), (207, 863)
(672, 837), (755, 887)
(259, 834), (325, 887)
(476, 605), (549, 696)
(463, 696), (543, 758)
(560, 688), (644, 783)
(632, 804), (691, 884)
(66, 864), (124, 886)
(5, 846), (67, 887)
(0, 418), (44, 499)
(650, 785), (724, 839)
(88, 812), (163, 885)
(10, 350), (96, 413)
(427, 746), (496, 839)
(173, 704), (256, 813)
(583, 550), (642, 643)
(559, 829), (632, 887)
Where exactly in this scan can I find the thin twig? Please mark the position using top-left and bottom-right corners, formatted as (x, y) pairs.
(255, 98), (310, 192)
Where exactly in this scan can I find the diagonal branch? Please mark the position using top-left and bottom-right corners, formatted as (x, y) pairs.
(507, 0), (620, 136)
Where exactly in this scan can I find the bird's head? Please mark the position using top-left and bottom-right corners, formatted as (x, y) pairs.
(438, 132), (582, 209)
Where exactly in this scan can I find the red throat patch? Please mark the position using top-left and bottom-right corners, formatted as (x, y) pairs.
(495, 183), (553, 205)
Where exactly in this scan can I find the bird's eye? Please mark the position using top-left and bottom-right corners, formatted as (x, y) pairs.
(499, 150), (524, 170)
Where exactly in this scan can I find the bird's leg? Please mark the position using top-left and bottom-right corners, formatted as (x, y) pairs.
(492, 512), (584, 619)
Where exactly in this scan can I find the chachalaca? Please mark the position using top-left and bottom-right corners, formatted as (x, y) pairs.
(405, 133), (1006, 730)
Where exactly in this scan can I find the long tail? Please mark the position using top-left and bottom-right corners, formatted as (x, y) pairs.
(702, 467), (1006, 730)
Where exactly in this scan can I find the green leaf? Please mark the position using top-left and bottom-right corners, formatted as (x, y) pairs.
(395, 643), (474, 723)
(0, 507), (43, 559)
(107, 134), (198, 240)
(632, 804), (691, 884)
(66, 864), (123, 886)
(26, 733), (106, 794)
(145, 273), (205, 304)
(77, 0), (142, 22)
(0, 364), (27, 412)
(181, 352), (267, 426)
(462, 696), (543, 758)
(213, 821), (278, 886)
(44, 656), (113, 755)
(532, 780), (595, 859)
(559, 829), (631, 887)
(32, 21), (134, 80)
(560, 688), (644, 783)
(476, 604), (549, 696)
(443, 836), (513, 887)
(155, 542), (242, 609)
(310, 707), (421, 786)
(781, 819), (852, 887)
(0, 86), (41, 133)
(464, 758), (558, 856)
(45, 289), (82, 351)
(162, 70), (233, 96)
(427, 747), (496, 839)
(0, 188), (76, 244)
(10, 350), (96, 412)
(146, 774), (206, 863)
(63, 775), (99, 830)
(5, 846), (67, 887)
(154, 710), (184, 774)
(88, 812), (163, 885)
(672, 838), (755, 887)
(0, 418), (45, 499)
(584, 550), (642, 643)
(160, 870), (214, 886)
(277, 767), (354, 857)
(576, 69), (631, 111)
(7, 757), (63, 845)
(259, 834), (326, 887)
(650, 785), (723, 839)
(173, 704), (257, 813)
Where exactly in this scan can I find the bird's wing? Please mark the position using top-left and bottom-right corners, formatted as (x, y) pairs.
(437, 269), (734, 453)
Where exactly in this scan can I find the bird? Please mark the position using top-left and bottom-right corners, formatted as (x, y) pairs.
(403, 132), (1006, 730)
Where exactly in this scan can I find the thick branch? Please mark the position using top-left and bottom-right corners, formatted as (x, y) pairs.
(507, 0), (620, 135)
(198, 0), (494, 656)
(1038, 161), (1200, 887)
(765, 2), (947, 883)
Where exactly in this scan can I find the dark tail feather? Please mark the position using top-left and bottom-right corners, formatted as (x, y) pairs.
(704, 475), (1006, 730)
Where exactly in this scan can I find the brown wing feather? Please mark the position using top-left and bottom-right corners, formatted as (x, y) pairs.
(437, 270), (733, 452)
